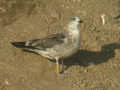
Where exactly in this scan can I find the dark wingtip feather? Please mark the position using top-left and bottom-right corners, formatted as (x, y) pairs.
(11, 42), (26, 48)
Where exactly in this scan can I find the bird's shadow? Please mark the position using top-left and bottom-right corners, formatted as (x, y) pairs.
(23, 43), (120, 70)
(62, 43), (120, 69)
(114, 15), (120, 19)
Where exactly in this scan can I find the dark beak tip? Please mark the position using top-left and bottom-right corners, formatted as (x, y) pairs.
(79, 20), (83, 23)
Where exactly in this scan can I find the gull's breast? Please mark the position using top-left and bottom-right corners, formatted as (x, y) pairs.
(54, 29), (80, 58)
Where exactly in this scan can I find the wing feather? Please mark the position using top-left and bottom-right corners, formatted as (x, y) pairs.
(25, 33), (66, 49)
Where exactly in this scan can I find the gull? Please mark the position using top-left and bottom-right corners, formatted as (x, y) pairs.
(11, 17), (83, 74)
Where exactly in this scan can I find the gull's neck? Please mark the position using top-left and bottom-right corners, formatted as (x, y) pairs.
(67, 23), (80, 36)
(65, 22), (80, 49)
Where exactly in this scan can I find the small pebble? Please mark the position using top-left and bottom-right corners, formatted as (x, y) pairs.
(88, 62), (95, 66)
(0, 7), (6, 12)
(4, 79), (9, 85)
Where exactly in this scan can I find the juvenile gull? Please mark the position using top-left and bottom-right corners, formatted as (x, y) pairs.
(11, 17), (82, 74)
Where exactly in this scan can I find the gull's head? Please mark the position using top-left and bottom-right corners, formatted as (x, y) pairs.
(72, 17), (82, 23)
(68, 17), (83, 29)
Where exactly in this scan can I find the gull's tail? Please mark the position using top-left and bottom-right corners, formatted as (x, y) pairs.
(11, 42), (26, 48)
(11, 41), (39, 54)
(11, 42), (33, 49)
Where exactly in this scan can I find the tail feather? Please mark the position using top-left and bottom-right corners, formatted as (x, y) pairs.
(11, 42), (26, 48)
(11, 42), (39, 54)
(11, 42), (34, 49)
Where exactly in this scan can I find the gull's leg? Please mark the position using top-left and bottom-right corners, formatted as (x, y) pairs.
(61, 60), (64, 73)
(56, 57), (60, 74)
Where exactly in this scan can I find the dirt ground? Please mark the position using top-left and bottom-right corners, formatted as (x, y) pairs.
(0, 0), (120, 90)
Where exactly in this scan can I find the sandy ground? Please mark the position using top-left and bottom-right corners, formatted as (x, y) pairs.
(0, 0), (120, 90)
